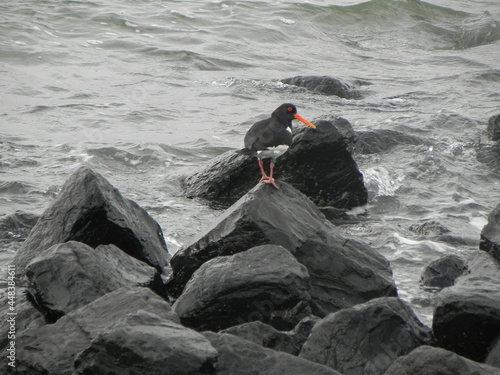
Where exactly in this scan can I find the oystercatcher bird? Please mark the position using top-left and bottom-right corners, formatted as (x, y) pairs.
(236, 103), (316, 189)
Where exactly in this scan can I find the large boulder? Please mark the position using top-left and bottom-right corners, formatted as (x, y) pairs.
(74, 310), (217, 375)
(385, 346), (500, 375)
(480, 201), (500, 261)
(168, 182), (396, 317)
(183, 119), (367, 209)
(280, 75), (361, 99)
(173, 245), (311, 331)
(2, 287), (179, 375)
(299, 297), (431, 375)
(203, 332), (342, 375)
(14, 167), (170, 273)
(25, 241), (162, 320)
(420, 254), (467, 290)
(221, 316), (320, 356)
(433, 251), (500, 362)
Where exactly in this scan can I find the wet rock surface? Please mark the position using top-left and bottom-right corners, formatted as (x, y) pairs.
(203, 332), (342, 375)
(169, 181), (396, 317)
(433, 251), (500, 362)
(183, 119), (368, 209)
(25, 241), (162, 320)
(299, 297), (431, 375)
(14, 167), (170, 273)
(420, 254), (467, 289)
(173, 245), (311, 331)
(280, 75), (361, 99)
(385, 345), (500, 375)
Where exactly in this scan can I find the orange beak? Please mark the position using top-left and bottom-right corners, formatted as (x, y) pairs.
(294, 114), (316, 129)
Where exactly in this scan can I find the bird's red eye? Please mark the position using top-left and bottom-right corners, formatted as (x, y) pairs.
(287, 107), (293, 112)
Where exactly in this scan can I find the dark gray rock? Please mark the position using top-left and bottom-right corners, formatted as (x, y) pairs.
(14, 167), (170, 273)
(74, 310), (218, 375)
(421, 254), (467, 289)
(4, 287), (179, 375)
(173, 245), (311, 331)
(385, 345), (500, 375)
(480, 202), (500, 261)
(183, 119), (368, 209)
(25, 241), (162, 320)
(299, 297), (431, 375)
(168, 181), (396, 317)
(281, 75), (361, 99)
(486, 335), (500, 369)
(203, 332), (342, 375)
(433, 251), (500, 362)
(487, 114), (500, 141)
(221, 316), (320, 356)
(354, 129), (427, 155)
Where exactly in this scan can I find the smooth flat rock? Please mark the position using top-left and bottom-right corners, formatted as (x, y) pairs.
(203, 332), (342, 375)
(433, 251), (500, 362)
(299, 297), (431, 375)
(183, 119), (367, 209)
(385, 345), (500, 375)
(173, 245), (311, 331)
(168, 181), (396, 317)
(74, 310), (217, 375)
(25, 241), (162, 320)
(14, 167), (170, 273)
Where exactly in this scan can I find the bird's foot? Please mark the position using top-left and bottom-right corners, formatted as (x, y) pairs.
(261, 177), (279, 189)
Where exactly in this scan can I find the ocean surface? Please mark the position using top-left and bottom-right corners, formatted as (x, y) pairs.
(1, 0), (499, 324)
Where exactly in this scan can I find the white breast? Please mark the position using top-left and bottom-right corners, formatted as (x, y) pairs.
(256, 144), (290, 160)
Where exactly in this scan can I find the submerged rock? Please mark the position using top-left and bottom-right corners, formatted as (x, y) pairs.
(25, 241), (162, 320)
(169, 181), (396, 317)
(480, 201), (500, 261)
(486, 114), (500, 141)
(14, 167), (170, 273)
(433, 251), (500, 362)
(0, 210), (39, 242)
(385, 345), (500, 375)
(173, 245), (311, 331)
(354, 129), (428, 155)
(183, 119), (367, 209)
(221, 316), (320, 356)
(2, 287), (179, 375)
(203, 332), (342, 375)
(281, 75), (361, 99)
(420, 254), (466, 290)
(74, 310), (218, 375)
(299, 297), (431, 375)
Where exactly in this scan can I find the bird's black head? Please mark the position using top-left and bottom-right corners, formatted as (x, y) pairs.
(272, 103), (316, 129)
(272, 103), (298, 122)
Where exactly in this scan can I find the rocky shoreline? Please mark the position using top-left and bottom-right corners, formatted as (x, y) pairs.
(2, 78), (500, 374)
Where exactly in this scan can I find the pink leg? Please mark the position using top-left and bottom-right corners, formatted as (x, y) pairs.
(263, 162), (279, 189)
(258, 159), (269, 181)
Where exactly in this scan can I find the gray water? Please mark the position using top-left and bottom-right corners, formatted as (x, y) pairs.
(1, 0), (500, 324)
